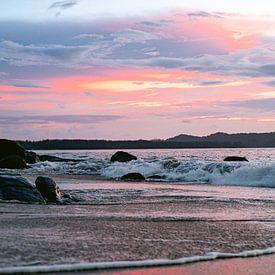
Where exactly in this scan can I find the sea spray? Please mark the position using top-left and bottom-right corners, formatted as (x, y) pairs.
(24, 149), (275, 188)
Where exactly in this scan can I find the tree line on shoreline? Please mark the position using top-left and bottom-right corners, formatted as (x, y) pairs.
(18, 132), (275, 150)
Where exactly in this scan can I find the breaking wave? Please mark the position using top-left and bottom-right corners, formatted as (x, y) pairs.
(101, 159), (275, 187)
(26, 149), (275, 188)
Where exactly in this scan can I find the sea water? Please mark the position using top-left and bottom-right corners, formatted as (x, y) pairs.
(25, 148), (275, 188)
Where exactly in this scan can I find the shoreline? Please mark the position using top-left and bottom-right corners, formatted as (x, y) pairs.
(1, 165), (275, 272)
(0, 249), (274, 274)
(0, 195), (274, 268)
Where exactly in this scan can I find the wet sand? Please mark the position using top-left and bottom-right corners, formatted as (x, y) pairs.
(0, 178), (274, 272)
(77, 254), (275, 275)
(0, 200), (274, 268)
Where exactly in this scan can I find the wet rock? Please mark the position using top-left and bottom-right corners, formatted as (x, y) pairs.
(0, 175), (45, 203)
(25, 151), (40, 164)
(62, 193), (82, 203)
(163, 159), (180, 169)
(224, 156), (248, 162)
(121, 172), (145, 181)
(35, 176), (63, 202)
(111, 151), (137, 163)
(0, 139), (40, 165)
(0, 155), (27, 169)
(0, 139), (26, 159)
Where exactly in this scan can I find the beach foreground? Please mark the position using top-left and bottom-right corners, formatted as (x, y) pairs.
(0, 179), (274, 273)
(41, 254), (275, 275)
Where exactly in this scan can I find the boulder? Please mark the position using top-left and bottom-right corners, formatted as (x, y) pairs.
(25, 151), (40, 164)
(0, 139), (26, 159)
(0, 155), (27, 169)
(121, 172), (145, 181)
(111, 151), (137, 163)
(163, 159), (180, 169)
(35, 176), (63, 202)
(62, 193), (82, 203)
(0, 175), (45, 203)
(224, 156), (248, 162)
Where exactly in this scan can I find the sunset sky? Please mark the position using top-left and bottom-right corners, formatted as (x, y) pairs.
(1, 1), (275, 140)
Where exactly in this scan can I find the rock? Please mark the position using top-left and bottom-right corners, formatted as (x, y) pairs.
(62, 193), (82, 203)
(147, 175), (166, 180)
(35, 176), (63, 202)
(0, 155), (27, 169)
(0, 139), (39, 165)
(0, 139), (26, 159)
(163, 159), (180, 169)
(25, 151), (40, 164)
(0, 175), (45, 203)
(39, 155), (78, 162)
(111, 151), (137, 163)
(224, 156), (248, 162)
(121, 172), (145, 181)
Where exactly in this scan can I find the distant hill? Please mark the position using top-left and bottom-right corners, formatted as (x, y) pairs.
(17, 132), (275, 150)
(167, 132), (275, 147)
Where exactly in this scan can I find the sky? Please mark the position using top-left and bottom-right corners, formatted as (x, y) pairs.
(1, 1), (275, 140)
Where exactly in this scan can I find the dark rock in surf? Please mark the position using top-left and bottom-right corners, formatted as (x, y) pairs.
(121, 172), (145, 181)
(0, 175), (45, 203)
(163, 159), (180, 169)
(111, 151), (137, 163)
(224, 156), (248, 162)
(25, 151), (40, 164)
(0, 155), (27, 169)
(0, 139), (26, 159)
(35, 176), (63, 202)
(0, 139), (39, 165)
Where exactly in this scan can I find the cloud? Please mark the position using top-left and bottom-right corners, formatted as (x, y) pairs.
(72, 33), (105, 40)
(112, 28), (162, 45)
(0, 40), (92, 67)
(0, 114), (125, 125)
(1, 38), (273, 79)
(49, 0), (79, 16)
(228, 98), (275, 112)
(84, 91), (94, 97)
(1, 13), (274, 80)
(262, 80), (275, 86)
(136, 21), (163, 27)
(0, 72), (8, 78)
(198, 80), (227, 86)
(258, 64), (275, 77)
(182, 119), (192, 123)
(139, 47), (275, 78)
(187, 11), (222, 18)
(49, 0), (78, 10)
(136, 20), (174, 27)
(7, 82), (49, 89)
(148, 57), (186, 69)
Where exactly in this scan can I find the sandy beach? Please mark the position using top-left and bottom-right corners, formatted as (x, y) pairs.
(0, 179), (274, 272)
(41, 254), (275, 275)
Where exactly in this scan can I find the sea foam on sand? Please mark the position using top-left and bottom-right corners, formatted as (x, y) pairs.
(0, 246), (274, 274)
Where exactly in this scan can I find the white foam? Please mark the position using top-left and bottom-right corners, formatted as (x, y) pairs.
(1, 246), (274, 274)
(214, 163), (275, 187)
(27, 150), (275, 188)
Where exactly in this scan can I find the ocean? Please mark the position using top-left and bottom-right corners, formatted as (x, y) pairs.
(26, 148), (275, 187)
